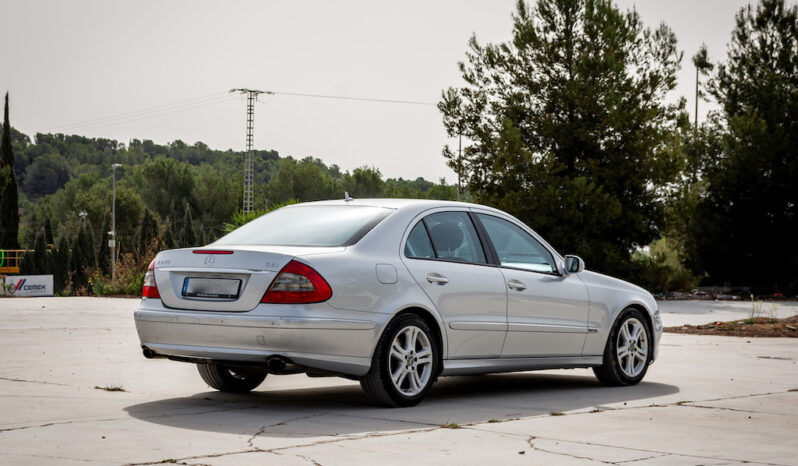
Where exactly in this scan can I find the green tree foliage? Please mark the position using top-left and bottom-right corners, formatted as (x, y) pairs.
(23, 153), (70, 198)
(686, 0), (798, 292)
(439, 0), (684, 275)
(266, 157), (339, 203)
(341, 167), (384, 198)
(131, 158), (195, 219)
(0, 92), (20, 249)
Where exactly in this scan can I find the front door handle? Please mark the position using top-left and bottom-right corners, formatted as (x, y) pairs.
(507, 279), (527, 291)
(426, 273), (449, 285)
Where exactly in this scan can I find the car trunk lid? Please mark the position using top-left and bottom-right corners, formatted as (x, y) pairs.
(152, 246), (342, 311)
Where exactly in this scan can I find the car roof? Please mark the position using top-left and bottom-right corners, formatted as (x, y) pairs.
(288, 198), (503, 214)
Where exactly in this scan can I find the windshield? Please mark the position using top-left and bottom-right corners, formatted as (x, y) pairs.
(214, 205), (393, 247)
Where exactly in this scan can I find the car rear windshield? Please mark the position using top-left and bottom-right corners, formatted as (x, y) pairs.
(214, 205), (393, 247)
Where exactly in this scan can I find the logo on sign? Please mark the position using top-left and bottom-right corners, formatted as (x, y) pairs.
(204, 255), (215, 266)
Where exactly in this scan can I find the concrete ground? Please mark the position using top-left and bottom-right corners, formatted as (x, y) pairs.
(0, 298), (797, 465)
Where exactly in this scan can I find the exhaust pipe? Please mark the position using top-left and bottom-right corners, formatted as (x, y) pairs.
(267, 356), (288, 372)
(267, 355), (303, 374)
(142, 347), (157, 359)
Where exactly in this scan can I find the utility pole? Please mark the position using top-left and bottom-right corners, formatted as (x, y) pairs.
(457, 134), (462, 202)
(694, 66), (699, 131)
(230, 89), (271, 214)
(111, 163), (121, 282)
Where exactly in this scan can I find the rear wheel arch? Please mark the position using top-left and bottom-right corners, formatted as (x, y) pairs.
(394, 307), (445, 368)
(371, 306), (446, 368)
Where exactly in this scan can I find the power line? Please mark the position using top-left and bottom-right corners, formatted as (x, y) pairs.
(262, 90), (436, 106)
(57, 98), (235, 133)
(47, 92), (231, 132)
(45, 89), (436, 135)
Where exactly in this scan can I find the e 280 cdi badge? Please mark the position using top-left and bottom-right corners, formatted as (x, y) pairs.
(135, 199), (662, 406)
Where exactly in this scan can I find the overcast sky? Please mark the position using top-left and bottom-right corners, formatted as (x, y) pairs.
(1, 0), (786, 182)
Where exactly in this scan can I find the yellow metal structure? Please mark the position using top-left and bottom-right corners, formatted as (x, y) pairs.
(0, 249), (26, 274)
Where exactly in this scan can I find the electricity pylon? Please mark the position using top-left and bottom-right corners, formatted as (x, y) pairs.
(230, 88), (269, 213)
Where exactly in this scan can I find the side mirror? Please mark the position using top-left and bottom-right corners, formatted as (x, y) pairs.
(564, 255), (585, 274)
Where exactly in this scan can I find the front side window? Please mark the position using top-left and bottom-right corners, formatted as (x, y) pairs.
(419, 211), (487, 264)
(477, 214), (557, 273)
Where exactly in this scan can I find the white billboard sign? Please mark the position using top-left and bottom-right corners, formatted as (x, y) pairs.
(2, 275), (54, 297)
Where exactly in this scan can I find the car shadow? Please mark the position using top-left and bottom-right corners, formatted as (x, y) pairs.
(124, 371), (679, 438)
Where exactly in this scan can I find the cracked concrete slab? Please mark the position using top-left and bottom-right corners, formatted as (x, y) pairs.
(1, 297), (798, 465)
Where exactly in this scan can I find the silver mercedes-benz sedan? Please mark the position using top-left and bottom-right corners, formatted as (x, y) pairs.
(135, 198), (662, 406)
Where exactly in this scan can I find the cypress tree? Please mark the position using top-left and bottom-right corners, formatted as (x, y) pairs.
(137, 209), (159, 255)
(32, 232), (47, 274)
(43, 216), (54, 246)
(178, 205), (197, 248)
(161, 222), (176, 250)
(71, 231), (87, 290)
(98, 217), (110, 275)
(0, 92), (19, 249)
(80, 224), (96, 269)
(18, 250), (33, 274)
(53, 236), (70, 294)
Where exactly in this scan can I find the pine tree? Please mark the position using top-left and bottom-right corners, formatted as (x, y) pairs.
(687, 0), (798, 291)
(0, 92), (19, 249)
(439, 0), (683, 276)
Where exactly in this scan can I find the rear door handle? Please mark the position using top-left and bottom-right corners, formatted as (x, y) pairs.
(507, 279), (526, 291)
(426, 273), (449, 285)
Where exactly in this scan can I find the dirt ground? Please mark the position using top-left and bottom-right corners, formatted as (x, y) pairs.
(665, 315), (798, 338)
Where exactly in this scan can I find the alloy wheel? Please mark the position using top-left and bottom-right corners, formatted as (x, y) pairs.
(616, 317), (649, 378)
(388, 325), (433, 396)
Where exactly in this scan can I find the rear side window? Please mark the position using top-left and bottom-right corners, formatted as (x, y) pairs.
(404, 223), (435, 259)
(215, 206), (393, 247)
(406, 211), (487, 264)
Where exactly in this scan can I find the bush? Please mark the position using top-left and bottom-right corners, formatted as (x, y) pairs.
(632, 237), (702, 293)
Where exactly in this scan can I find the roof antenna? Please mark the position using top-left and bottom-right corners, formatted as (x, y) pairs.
(344, 192), (353, 202)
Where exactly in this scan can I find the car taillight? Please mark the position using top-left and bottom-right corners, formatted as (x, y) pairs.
(142, 259), (160, 299)
(261, 260), (332, 304)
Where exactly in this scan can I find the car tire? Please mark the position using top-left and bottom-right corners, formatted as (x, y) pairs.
(593, 308), (652, 386)
(360, 314), (439, 407)
(197, 363), (267, 393)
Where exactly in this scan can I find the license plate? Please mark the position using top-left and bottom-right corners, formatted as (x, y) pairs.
(182, 277), (241, 299)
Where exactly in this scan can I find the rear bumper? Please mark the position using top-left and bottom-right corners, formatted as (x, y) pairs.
(134, 300), (383, 376)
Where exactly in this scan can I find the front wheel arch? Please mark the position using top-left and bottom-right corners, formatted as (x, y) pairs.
(621, 303), (656, 362)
